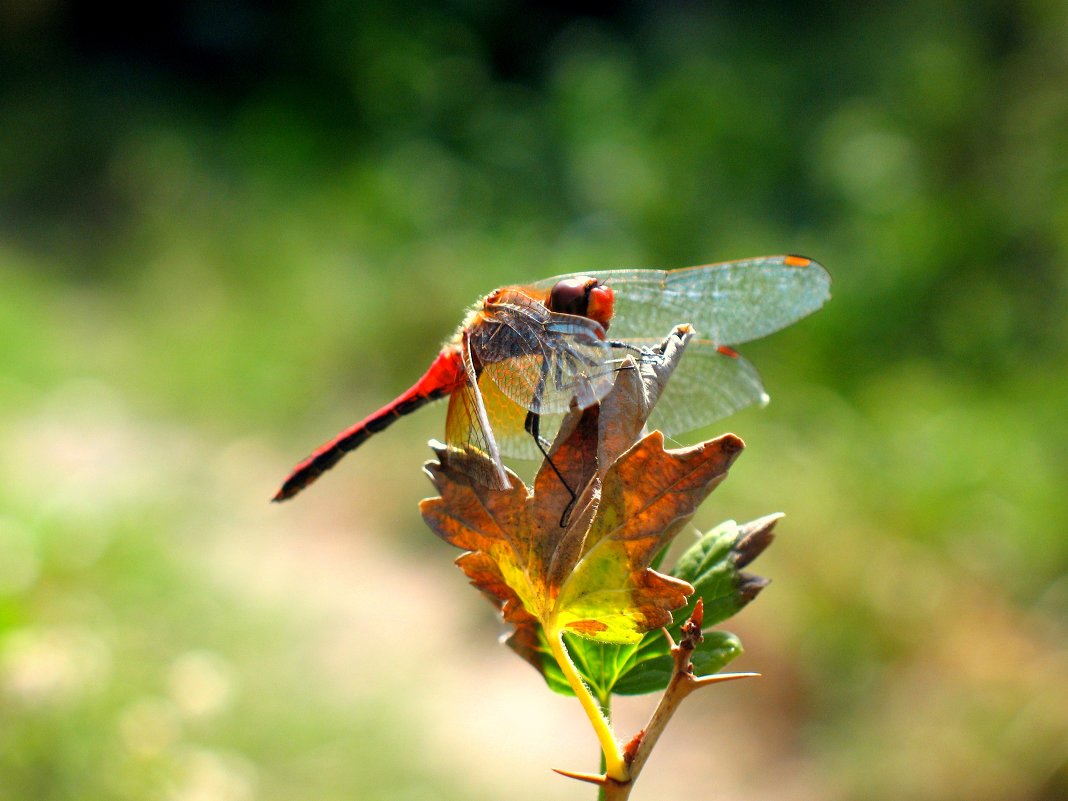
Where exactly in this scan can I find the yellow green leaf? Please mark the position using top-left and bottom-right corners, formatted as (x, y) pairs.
(549, 430), (742, 643)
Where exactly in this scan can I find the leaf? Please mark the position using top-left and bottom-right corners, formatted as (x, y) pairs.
(420, 423), (744, 647)
(419, 327), (770, 700)
(422, 327), (741, 641)
(548, 430), (742, 643)
(671, 514), (781, 630)
(516, 626), (743, 698)
(514, 513), (780, 697)
(611, 631), (743, 695)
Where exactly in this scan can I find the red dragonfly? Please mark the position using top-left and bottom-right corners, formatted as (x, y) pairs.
(273, 255), (830, 502)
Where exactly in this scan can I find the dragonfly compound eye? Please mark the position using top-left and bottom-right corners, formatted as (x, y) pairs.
(585, 283), (614, 330)
(548, 277), (614, 330)
(547, 278), (589, 316)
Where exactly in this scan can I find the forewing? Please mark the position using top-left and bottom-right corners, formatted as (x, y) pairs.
(469, 291), (616, 416)
(536, 255), (830, 345)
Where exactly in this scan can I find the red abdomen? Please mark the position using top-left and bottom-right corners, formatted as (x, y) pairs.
(273, 345), (466, 501)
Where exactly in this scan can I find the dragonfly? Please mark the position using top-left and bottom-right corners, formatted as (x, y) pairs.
(273, 254), (830, 503)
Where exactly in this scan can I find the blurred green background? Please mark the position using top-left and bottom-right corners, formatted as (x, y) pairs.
(2, 1), (1067, 799)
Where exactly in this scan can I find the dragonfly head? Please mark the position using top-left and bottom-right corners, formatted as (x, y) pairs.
(547, 277), (615, 331)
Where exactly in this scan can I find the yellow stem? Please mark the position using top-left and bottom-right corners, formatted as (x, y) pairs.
(548, 628), (629, 782)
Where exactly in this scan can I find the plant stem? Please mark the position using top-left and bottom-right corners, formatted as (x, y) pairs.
(597, 693), (611, 801)
(548, 629), (629, 782)
(604, 602), (760, 799)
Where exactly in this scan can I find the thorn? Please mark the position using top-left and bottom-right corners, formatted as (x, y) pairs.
(689, 597), (705, 629)
(623, 729), (646, 763)
(691, 671), (761, 688)
(677, 598), (705, 651)
(552, 767), (609, 786)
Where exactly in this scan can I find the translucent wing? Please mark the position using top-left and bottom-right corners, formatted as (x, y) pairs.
(535, 255), (831, 346)
(468, 290), (616, 416)
(634, 338), (769, 438)
(442, 333), (511, 490)
(473, 369), (564, 461)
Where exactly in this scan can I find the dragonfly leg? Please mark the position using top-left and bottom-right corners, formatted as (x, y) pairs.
(606, 339), (655, 356)
(525, 410), (577, 527)
(606, 339), (663, 365)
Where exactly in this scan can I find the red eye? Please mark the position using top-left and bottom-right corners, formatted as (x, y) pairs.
(586, 284), (614, 330)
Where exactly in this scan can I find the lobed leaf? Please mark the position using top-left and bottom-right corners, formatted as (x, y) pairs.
(420, 327), (774, 697)
(549, 431), (742, 643)
(421, 425), (744, 648)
